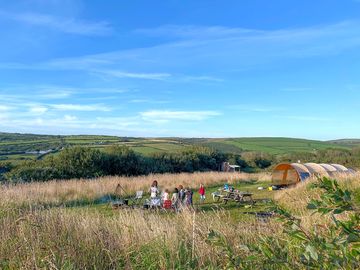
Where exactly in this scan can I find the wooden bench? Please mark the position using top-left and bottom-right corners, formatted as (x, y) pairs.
(223, 191), (254, 205)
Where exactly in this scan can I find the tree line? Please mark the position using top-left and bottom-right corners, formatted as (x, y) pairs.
(1, 145), (359, 183)
(0, 146), (230, 182)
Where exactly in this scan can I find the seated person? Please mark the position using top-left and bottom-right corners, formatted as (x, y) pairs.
(162, 189), (172, 209)
(162, 189), (170, 201)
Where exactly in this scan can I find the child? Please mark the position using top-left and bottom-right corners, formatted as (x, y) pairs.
(162, 189), (170, 201)
(162, 189), (172, 209)
(199, 184), (206, 204)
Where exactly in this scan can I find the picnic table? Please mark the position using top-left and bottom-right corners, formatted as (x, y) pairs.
(214, 188), (254, 205)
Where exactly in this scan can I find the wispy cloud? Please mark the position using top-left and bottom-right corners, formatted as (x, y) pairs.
(180, 75), (224, 82)
(63, 115), (78, 121)
(135, 25), (263, 39)
(29, 106), (48, 115)
(281, 87), (312, 92)
(50, 104), (111, 111)
(227, 104), (284, 113)
(0, 11), (112, 36)
(129, 99), (170, 104)
(140, 110), (222, 123)
(283, 116), (332, 122)
(0, 105), (13, 111)
(2, 20), (358, 81)
(95, 69), (172, 80)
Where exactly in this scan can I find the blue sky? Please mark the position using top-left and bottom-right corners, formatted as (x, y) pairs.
(0, 0), (360, 139)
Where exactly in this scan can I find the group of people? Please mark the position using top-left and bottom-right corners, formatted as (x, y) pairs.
(149, 180), (206, 210)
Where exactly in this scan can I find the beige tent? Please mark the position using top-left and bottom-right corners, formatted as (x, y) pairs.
(319, 164), (338, 174)
(304, 163), (329, 176)
(330, 164), (348, 172)
(272, 162), (351, 186)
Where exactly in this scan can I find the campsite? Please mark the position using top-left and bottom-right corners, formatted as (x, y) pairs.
(1, 1), (360, 269)
(1, 165), (359, 269)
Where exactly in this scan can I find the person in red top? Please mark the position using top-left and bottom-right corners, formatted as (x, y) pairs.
(199, 183), (206, 204)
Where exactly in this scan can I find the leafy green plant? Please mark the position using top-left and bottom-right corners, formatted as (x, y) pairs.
(207, 177), (360, 269)
(260, 177), (359, 268)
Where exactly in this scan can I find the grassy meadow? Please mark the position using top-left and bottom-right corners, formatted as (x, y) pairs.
(1, 171), (359, 269)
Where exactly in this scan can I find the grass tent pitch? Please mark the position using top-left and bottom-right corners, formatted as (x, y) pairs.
(272, 162), (352, 186)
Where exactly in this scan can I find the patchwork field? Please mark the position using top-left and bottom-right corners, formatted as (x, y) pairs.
(0, 132), (354, 165)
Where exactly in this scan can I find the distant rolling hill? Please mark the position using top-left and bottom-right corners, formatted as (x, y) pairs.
(0, 132), (357, 164)
(199, 137), (351, 155)
(327, 139), (360, 148)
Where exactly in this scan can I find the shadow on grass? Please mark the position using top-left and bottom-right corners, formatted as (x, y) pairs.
(195, 199), (272, 214)
(31, 194), (120, 210)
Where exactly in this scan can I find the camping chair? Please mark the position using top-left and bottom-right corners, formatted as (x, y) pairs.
(163, 200), (172, 210)
(130, 190), (144, 206)
(212, 191), (222, 201)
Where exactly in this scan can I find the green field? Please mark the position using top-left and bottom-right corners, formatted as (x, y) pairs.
(219, 137), (350, 154)
(0, 132), (357, 164)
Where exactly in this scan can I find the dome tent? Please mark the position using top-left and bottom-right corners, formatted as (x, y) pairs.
(304, 163), (329, 176)
(330, 164), (348, 172)
(272, 162), (351, 186)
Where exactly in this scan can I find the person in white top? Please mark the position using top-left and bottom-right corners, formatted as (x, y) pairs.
(149, 180), (161, 208)
(150, 180), (159, 198)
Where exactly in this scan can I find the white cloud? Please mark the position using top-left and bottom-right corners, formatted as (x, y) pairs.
(29, 106), (48, 114)
(95, 69), (172, 80)
(283, 116), (331, 122)
(1, 21), (360, 81)
(135, 25), (262, 39)
(227, 104), (284, 113)
(0, 105), (13, 111)
(179, 75), (224, 82)
(41, 21), (360, 72)
(1, 11), (112, 36)
(37, 90), (74, 99)
(140, 110), (221, 122)
(281, 87), (312, 92)
(50, 103), (111, 111)
(129, 99), (170, 104)
(64, 114), (77, 121)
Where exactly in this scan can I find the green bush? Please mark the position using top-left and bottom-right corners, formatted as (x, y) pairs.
(4, 145), (229, 182)
(206, 177), (360, 269)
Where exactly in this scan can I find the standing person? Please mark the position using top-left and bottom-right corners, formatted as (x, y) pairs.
(178, 185), (186, 204)
(150, 180), (160, 208)
(199, 183), (206, 204)
(150, 180), (159, 198)
(171, 188), (179, 211)
(185, 187), (193, 207)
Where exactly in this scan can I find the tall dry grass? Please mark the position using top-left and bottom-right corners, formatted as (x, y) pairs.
(273, 172), (360, 229)
(275, 172), (360, 213)
(1, 172), (358, 268)
(0, 172), (270, 208)
(0, 205), (278, 269)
